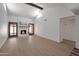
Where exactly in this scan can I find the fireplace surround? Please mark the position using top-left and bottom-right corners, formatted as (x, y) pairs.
(21, 30), (26, 34)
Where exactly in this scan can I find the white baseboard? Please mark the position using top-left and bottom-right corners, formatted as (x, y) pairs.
(0, 37), (7, 48)
(35, 34), (60, 43)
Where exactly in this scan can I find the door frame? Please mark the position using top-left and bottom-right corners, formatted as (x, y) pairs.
(28, 23), (34, 35)
(8, 22), (18, 37)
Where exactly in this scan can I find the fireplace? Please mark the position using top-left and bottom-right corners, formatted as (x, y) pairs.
(21, 30), (26, 34)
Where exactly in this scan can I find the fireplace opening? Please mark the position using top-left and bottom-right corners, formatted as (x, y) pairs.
(21, 30), (26, 34)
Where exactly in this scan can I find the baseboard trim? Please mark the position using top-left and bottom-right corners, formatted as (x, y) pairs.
(0, 38), (8, 48)
(35, 34), (60, 43)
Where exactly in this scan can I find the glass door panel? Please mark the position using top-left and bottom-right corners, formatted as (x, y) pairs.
(28, 23), (34, 35)
(9, 22), (17, 37)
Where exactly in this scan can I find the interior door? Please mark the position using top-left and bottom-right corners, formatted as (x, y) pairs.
(8, 22), (18, 37)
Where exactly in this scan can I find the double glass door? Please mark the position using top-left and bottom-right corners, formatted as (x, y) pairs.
(9, 22), (18, 37)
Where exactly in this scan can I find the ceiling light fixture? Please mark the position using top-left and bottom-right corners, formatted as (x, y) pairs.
(34, 9), (42, 19)
(3, 3), (7, 11)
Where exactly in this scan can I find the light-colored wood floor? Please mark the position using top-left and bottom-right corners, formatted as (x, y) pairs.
(0, 35), (75, 56)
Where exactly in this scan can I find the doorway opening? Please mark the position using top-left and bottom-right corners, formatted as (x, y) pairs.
(60, 16), (76, 44)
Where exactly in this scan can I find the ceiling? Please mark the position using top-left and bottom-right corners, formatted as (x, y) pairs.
(36, 3), (79, 15)
(6, 3), (41, 19)
(35, 3), (65, 8)
(65, 3), (79, 15)
(6, 3), (79, 19)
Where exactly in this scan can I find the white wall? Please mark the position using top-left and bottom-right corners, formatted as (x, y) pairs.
(8, 16), (34, 23)
(35, 6), (74, 42)
(76, 15), (79, 49)
(60, 16), (76, 42)
(0, 3), (8, 48)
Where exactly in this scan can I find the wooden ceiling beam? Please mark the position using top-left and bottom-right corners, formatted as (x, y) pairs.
(25, 3), (43, 10)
